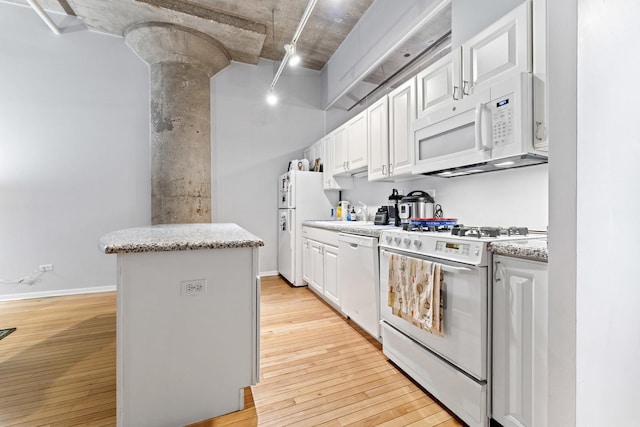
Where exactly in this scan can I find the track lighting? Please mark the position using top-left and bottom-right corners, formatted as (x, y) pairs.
(266, 90), (278, 105)
(267, 0), (318, 105)
(285, 44), (301, 67)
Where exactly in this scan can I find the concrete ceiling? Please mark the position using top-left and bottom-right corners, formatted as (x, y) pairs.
(7, 0), (375, 70)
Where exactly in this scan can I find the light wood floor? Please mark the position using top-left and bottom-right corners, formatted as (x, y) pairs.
(0, 276), (462, 427)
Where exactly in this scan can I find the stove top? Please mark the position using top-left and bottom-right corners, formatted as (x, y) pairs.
(402, 224), (531, 239)
(380, 225), (545, 265)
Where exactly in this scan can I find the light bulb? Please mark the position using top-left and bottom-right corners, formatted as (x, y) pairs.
(289, 54), (301, 67)
(266, 90), (278, 105)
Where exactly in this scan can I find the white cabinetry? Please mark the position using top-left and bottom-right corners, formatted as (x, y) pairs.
(302, 226), (341, 310)
(303, 139), (323, 171)
(367, 96), (389, 180)
(368, 78), (416, 181)
(417, 2), (531, 117)
(323, 134), (352, 191)
(416, 53), (457, 119)
(460, 2), (531, 97)
(332, 110), (368, 175)
(323, 245), (339, 306)
(387, 78), (416, 177)
(332, 125), (348, 175)
(492, 255), (548, 427)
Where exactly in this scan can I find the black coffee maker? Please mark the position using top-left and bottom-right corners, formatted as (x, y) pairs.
(387, 188), (403, 227)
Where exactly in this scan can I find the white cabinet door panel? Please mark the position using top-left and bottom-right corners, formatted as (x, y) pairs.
(323, 245), (339, 307)
(389, 77), (416, 177)
(493, 255), (547, 427)
(462, 2), (531, 94)
(367, 96), (389, 181)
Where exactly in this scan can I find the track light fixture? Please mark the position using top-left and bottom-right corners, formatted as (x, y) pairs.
(266, 0), (318, 105)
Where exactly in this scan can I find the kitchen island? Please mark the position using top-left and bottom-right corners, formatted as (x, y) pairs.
(100, 223), (263, 427)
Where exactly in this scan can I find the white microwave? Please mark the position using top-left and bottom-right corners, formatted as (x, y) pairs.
(412, 72), (547, 177)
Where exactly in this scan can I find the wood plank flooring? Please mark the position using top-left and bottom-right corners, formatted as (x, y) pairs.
(0, 276), (462, 426)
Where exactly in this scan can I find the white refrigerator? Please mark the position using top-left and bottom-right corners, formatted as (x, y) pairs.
(278, 170), (336, 286)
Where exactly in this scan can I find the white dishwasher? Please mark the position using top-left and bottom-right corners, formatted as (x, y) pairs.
(338, 233), (379, 339)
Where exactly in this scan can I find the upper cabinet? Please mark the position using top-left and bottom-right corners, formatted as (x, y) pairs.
(460, 1), (531, 96)
(417, 2), (531, 117)
(367, 96), (389, 181)
(368, 77), (416, 182)
(323, 134), (353, 191)
(416, 54), (457, 119)
(388, 78), (417, 178)
(333, 110), (368, 176)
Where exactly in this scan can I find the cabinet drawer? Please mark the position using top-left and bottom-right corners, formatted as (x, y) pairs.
(302, 226), (340, 246)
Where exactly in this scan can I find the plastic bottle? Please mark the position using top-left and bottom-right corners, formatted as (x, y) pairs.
(336, 204), (342, 220)
(349, 207), (357, 221)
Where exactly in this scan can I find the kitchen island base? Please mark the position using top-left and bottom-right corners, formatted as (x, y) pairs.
(116, 247), (259, 427)
(100, 224), (263, 427)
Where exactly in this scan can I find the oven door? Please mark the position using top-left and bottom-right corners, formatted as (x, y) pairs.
(379, 248), (488, 381)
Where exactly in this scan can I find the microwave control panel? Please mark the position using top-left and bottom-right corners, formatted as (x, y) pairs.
(491, 95), (514, 146)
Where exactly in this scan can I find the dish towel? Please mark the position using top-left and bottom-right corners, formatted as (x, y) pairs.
(388, 254), (444, 336)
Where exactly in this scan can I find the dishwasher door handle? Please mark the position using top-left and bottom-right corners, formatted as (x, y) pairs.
(440, 265), (473, 274)
(348, 243), (359, 249)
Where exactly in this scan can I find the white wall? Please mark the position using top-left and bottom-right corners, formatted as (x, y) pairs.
(211, 60), (324, 274)
(0, 3), (150, 300)
(343, 164), (548, 230)
(575, 0), (640, 424)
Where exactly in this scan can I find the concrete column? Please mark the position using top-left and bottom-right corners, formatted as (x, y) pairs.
(125, 22), (230, 224)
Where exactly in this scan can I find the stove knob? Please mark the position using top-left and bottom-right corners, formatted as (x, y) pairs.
(403, 238), (411, 246)
(393, 237), (401, 244)
(475, 248), (480, 255)
(413, 240), (422, 248)
(385, 235), (392, 243)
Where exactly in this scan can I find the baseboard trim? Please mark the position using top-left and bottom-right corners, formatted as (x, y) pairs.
(259, 271), (279, 277)
(0, 285), (117, 302)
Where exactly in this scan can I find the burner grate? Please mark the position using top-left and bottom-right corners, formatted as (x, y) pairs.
(451, 225), (529, 238)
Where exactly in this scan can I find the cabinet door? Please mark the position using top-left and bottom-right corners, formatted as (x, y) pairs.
(309, 241), (324, 295)
(416, 52), (458, 118)
(323, 245), (339, 307)
(367, 96), (389, 181)
(493, 256), (548, 427)
(347, 112), (368, 171)
(461, 1), (531, 95)
(388, 77), (416, 177)
(302, 238), (312, 283)
(332, 126), (348, 176)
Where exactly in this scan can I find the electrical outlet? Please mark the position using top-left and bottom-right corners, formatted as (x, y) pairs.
(39, 264), (53, 272)
(180, 279), (207, 296)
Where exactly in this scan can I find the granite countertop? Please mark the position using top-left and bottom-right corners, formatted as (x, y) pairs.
(304, 220), (396, 238)
(489, 239), (548, 263)
(99, 223), (264, 254)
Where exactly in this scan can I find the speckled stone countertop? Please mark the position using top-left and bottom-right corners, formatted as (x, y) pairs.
(304, 220), (396, 238)
(99, 223), (264, 254)
(489, 239), (548, 263)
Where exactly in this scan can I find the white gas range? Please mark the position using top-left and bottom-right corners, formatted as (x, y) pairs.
(378, 225), (545, 427)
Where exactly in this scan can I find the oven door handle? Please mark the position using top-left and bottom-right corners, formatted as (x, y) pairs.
(380, 250), (473, 273)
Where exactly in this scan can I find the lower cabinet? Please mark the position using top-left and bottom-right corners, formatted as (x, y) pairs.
(302, 236), (340, 309)
(492, 255), (548, 427)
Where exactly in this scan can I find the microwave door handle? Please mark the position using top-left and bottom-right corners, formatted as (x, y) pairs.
(474, 103), (491, 151)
